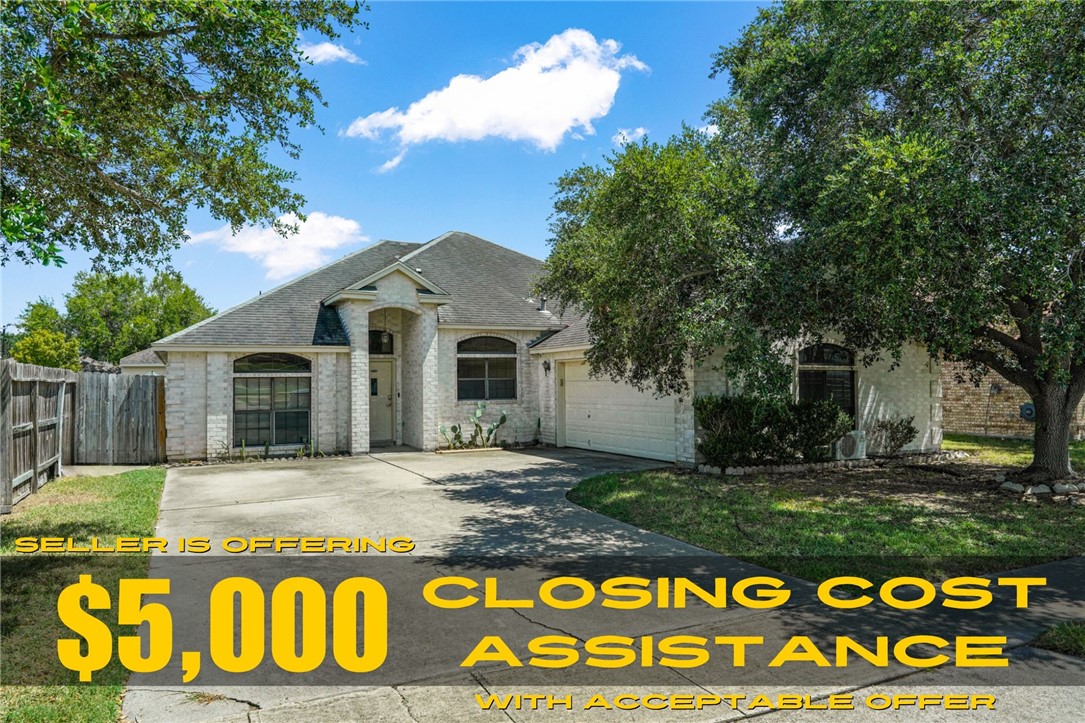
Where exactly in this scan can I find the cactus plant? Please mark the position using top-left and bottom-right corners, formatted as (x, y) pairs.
(439, 404), (508, 449)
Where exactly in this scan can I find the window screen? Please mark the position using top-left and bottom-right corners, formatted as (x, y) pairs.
(233, 377), (310, 446)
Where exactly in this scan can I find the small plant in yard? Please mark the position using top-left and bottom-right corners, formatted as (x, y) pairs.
(240, 439), (247, 462)
(439, 401), (508, 449)
(1031, 620), (1085, 659)
(871, 414), (919, 457)
(264, 441), (270, 459)
(789, 399), (853, 462)
(693, 395), (791, 468)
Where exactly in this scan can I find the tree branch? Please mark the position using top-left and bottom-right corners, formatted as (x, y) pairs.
(87, 25), (199, 42)
(978, 325), (1038, 369)
(964, 346), (1040, 397)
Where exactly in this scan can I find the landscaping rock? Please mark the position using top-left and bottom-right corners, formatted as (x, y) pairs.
(725, 467), (738, 476)
(1053, 483), (1074, 495)
(1000, 481), (1025, 493)
(710, 466), (722, 475)
(1025, 484), (1052, 495)
(994, 472), (1007, 483)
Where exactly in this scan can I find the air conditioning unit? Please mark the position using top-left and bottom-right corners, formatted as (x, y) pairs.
(832, 430), (867, 461)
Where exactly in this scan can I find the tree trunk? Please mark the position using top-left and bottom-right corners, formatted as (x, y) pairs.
(1020, 381), (1081, 482)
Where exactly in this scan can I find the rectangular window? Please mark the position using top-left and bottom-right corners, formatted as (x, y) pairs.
(798, 369), (856, 421)
(233, 377), (310, 446)
(457, 357), (516, 400)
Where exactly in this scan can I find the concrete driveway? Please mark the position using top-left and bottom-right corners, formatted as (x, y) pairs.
(124, 449), (1085, 723)
(152, 448), (700, 556)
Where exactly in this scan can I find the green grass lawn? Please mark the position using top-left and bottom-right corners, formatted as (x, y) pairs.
(568, 437), (1085, 582)
(943, 432), (1085, 469)
(1, 468), (165, 723)
(1031, 620), (1085, 659)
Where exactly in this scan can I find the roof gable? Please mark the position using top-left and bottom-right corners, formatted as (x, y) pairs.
(155, 232), (571, 348)
(326, 261), (450, 303)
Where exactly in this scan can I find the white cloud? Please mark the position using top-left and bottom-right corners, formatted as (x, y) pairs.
(189, 212), (368, 280)
(342, 28), (647, 168)
(377, 151), (407, 174)
(612, 126), (647, 145)
(300, 41), (364, 65)
(698, 124), (719, 136)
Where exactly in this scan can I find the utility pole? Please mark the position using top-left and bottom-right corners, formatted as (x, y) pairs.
(1, 323), (19, 358)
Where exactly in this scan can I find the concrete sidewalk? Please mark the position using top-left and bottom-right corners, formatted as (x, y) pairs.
(121, 451), (1085, 722)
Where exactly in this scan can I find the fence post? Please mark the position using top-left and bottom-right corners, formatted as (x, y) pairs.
(1, 360), (12, 514)
(29, 379), (40, 493)
(55, 380), (66, 478)
(157, 376), (166, 462)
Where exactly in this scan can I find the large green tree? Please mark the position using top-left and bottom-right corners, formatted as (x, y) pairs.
(23, 270), (214, 363)
(10, 329), (80, 370)
(1, 0), (365, 267)
(541, 1), (1085, 481)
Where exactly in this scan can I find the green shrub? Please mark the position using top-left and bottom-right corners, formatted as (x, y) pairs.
(871, 414), (918, 456)
(790, 399), (853, 462)
(694, 394), (853, 467)
(693, 395), (792, 467)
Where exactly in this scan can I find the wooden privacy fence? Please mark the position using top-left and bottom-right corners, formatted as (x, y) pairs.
(76, 372), (165, 465)
(1, 360), (77, 513)
(1, 360), (165, 513)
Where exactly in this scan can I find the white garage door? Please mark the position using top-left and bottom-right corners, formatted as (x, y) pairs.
(562, 361), (676, 462)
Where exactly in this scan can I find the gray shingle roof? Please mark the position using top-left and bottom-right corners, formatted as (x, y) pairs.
(157, 232), (567, 347)
(529, 315), (592, 351)
(119, 348), (165, 366)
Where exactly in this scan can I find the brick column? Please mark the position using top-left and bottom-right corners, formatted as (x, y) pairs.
(165, 354), (186, 461)
(419, 307), (440, 451)
(205, 352), (230, 458)
(317, 354), (337, 453)
(675, 361), (697, 467)
(345, 303), (370, 454)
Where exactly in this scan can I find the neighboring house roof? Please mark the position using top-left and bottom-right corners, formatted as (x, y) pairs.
(529, 315), (591, 351)
(156, 232), (566, 348)
(81, 357), (120, 373)
(119, 348), (165, 366)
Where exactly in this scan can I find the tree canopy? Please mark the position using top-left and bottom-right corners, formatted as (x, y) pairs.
(20, 270), (214, 364)
(10, 328), (80, 371)
(1, 0), (366, 267)
(540, 1), (1085, 480)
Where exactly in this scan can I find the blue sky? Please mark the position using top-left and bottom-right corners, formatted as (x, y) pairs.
(2, 1), (765, 325)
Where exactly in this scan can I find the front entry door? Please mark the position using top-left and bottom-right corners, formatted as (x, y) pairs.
(369, 359), (395, 445)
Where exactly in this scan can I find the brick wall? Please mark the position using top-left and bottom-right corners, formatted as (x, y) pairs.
(941, 361), (1085, 440)
(855, 346), (943, 452)
(437, 328), (542, 449)
(165, 351), (207, 461)
(205, 352), (229, 458)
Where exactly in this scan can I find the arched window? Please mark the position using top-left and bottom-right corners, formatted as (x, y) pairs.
(798, 344), (856, 421)
(457, 336), (517, 400)
(233, 353), (310, 373)
(233, 354), (311, 447)
(798, 344), (854, 367)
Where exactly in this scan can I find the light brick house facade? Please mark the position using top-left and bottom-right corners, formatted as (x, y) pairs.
(136, 232), (942, 464)
(530, 321), (943, 465)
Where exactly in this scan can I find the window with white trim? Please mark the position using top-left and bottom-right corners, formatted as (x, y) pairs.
(233, 354), (311, 446)
(456, 337), (517, 400)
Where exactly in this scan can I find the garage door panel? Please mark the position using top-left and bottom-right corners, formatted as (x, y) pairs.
(562, 362), (676, 462)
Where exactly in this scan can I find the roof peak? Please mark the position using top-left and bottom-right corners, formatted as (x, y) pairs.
(155, 239), (416, 346)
